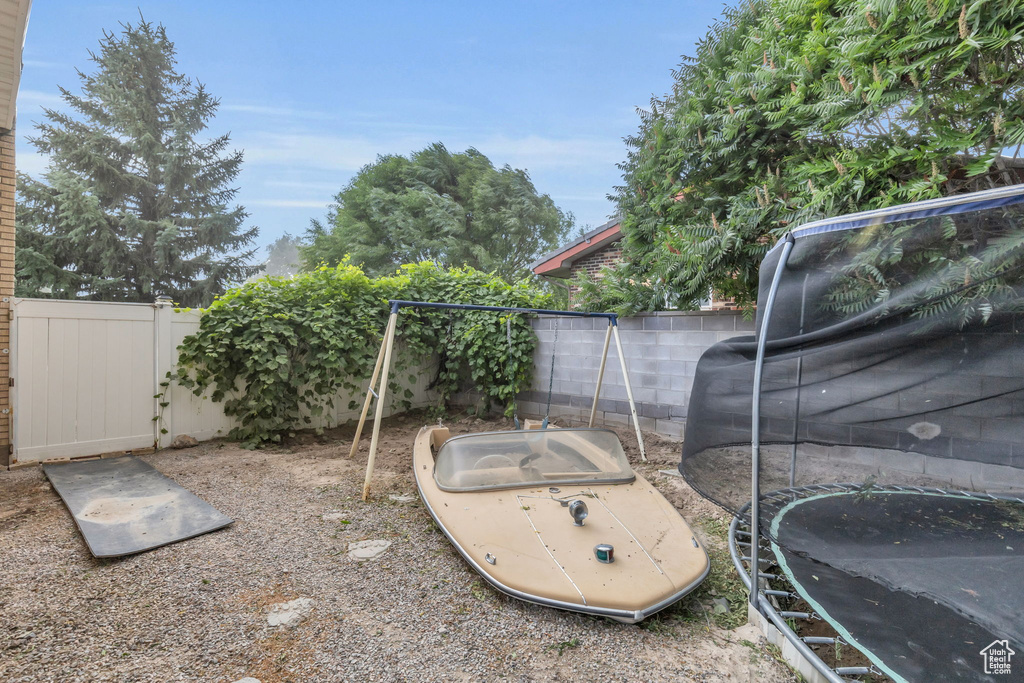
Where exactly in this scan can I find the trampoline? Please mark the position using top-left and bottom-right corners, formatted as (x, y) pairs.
(681, 185), (1024, 682)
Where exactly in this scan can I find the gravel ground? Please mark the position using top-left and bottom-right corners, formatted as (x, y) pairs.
(0, 413), (795, 682)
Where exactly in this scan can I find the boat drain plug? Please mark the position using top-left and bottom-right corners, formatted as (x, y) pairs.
(569, 500), (588, 526)
(594, 544), (614, 563)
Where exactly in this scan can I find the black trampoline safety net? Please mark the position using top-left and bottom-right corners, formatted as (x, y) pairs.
(679, 185), (1024, 682)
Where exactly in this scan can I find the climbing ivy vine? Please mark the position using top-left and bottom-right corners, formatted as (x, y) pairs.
(174, 261), (548, 447)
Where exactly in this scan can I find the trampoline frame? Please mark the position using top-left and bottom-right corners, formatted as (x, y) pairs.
(730, 484), (1024, 682)
(742, 185), (1024, 681)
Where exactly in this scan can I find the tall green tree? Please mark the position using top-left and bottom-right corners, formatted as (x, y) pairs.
(16, 19), (259, 307)
(302, 143), (573, 280)
(592, 0), (1024, 312)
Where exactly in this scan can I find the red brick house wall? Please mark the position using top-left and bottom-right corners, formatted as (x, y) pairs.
(0, 130), (13, 466)
(567, 242), (621, 303)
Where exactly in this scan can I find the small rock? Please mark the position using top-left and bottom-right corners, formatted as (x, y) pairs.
(170, 434), (200, 449)
(388, 494), (417, 504)
(347, 539), (392, 561)
(712, 597), (730, 614)
(267, 597), (314, 628)
(232, 679), (262, 683)
(323, 512), (345, 522)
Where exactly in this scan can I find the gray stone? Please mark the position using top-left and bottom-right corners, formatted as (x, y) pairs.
(170, 434), (199, 449)
(348, 539), (392, 561)
(388, 494), (417, 504)
(267, 597), (314, 628)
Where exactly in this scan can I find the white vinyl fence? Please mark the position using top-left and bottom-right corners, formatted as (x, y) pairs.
(12, 298), (434, 465)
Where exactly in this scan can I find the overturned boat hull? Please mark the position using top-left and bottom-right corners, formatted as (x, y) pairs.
(413, 425), (710, 623)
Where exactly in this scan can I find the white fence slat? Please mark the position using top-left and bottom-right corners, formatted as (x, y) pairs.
(130, 320), (155, 440)
(24, 316), (48, 448)
(77, 317), (106, 444)
(11, 298), (436, 463)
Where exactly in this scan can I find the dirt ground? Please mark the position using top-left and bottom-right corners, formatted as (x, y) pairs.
(0, 412), (796, 682)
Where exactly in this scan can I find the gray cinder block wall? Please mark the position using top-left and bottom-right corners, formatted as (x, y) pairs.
(518, 311), (754, 440)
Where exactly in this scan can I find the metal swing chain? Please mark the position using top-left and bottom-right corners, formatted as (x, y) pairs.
(542, 317), (558, 429)
(506, 315), (521, 429)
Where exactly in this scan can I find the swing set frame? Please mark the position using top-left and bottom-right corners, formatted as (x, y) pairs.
(351, 300), (648, 500)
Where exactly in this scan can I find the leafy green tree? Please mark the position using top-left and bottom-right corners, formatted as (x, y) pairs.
(303, 143), (572, 280)
(16, 19), (259, 307)
(596, 0), (1024, 312)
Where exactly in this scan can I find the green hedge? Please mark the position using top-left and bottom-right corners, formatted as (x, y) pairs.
(173, 261), (549, 447)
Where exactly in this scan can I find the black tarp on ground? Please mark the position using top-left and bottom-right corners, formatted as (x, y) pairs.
(44, 456), (233, 557)
(679, 185), (1024, 681)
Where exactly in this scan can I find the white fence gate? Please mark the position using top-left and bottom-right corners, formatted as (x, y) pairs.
(14, 299), (158, 462)
(11, 298), (434, 465)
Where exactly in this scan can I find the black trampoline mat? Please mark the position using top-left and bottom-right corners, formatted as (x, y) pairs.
(43, 456), (233, 558)
(769, 490), (1024, 682)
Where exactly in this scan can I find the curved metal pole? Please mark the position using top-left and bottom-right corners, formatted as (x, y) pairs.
(750, 233), (795, 606)
(729, 508), (845, 683)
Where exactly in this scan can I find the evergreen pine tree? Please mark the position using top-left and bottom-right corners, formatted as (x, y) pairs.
(16, 18), (259, 306)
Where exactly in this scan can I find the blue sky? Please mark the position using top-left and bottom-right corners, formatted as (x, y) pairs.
(16, 1), (725, 255)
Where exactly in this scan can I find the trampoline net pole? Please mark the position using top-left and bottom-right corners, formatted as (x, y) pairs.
(750, 234), (794, 605)
(788, 273), (810, 488)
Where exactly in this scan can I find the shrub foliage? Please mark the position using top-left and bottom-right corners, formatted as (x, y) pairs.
(594, 0), (1024, 312)
(174, 262), (548, 447)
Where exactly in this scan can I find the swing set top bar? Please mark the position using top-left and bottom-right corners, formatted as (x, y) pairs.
(357, 297), (644, 500)
(387, 299), (618, 322)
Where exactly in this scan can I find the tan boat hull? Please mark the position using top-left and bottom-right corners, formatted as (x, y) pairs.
(413, 425), (710, 623)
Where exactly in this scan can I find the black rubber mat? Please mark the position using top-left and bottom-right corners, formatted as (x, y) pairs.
(770, 491), (1024, 682)
(43, 456), (233, 558)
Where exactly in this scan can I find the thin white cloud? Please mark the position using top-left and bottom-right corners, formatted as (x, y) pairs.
(23, 60), (66, 69)
(263, 179), (342, 192)
(238, 132), (407, 172)
(246, 199), (333, 208)
(238, 131), (623, 175)
(474, 135), (624, 170)
(221, 103), (338, 121)
(17, 89), (65, 109)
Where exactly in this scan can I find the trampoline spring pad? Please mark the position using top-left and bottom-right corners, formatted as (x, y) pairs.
(43, 456), (233, 558)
